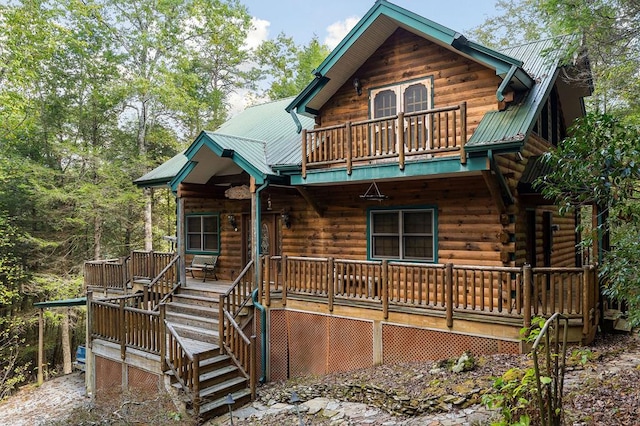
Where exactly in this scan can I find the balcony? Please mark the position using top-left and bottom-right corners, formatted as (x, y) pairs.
(302, 103), (467, 177)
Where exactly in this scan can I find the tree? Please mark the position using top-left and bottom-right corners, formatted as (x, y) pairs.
(255, 34), (331, 100)
(537, 113), (640, 326)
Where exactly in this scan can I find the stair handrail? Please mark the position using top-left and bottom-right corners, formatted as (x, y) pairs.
(164, 321), (202, 417)
(219, 259), (257, 399)
(144, 254), (180, 310)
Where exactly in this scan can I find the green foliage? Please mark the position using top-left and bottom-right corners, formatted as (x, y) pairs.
(482, 367), (535, 426)
(256, 34), (331, 100)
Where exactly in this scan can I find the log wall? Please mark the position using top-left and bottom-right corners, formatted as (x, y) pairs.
(318, 28), (501, 139)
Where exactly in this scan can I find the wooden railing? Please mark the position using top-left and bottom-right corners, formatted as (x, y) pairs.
(89, 292), (163, 359)
(259, 256), (599, 336)
(143, 254), (180, 310)
(302, 103), (467, 177)
(165, 321), (201, 416)
(131, 251), (175, 281)
(219, 261), (256, 399)
(84, 257), (130, 291)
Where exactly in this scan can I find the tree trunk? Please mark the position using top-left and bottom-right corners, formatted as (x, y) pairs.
(62, 310), (72, 375)
(94, 211), (101, 260)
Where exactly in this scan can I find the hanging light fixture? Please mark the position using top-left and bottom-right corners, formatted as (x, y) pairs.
(360, 181), (388, 201)
(267, 193), (272, 211)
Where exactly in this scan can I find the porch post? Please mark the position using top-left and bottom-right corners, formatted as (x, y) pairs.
(177, 196), (186, 286)
(252, 178), (268, 290)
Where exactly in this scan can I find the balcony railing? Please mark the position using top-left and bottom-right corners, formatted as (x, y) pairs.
(302, 103), (467, 177)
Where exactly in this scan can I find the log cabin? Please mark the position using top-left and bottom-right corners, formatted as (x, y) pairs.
(82, 1), (599, 421)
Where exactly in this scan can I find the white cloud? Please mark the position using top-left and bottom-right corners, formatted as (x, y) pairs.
(246, 17), (270, 50)
(324, 16), (360, 49)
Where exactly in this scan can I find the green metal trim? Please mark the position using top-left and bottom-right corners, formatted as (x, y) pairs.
(171, 131), (267, 190)
(497, 65), (518, 102)
(169, 161), (197, 192)
(184, 213), (221, 255)
(34, 297), (87, 308)
(366, 205), (438, 263)
(289, 156), (488, 186)
(285, 76), (329, 115)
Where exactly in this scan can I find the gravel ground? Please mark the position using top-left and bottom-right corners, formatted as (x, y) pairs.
(0, 372), (90, 426)
(1, 332), (638, 425)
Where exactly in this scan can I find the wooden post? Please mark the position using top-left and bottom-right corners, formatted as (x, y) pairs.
(193, 353), (201, 417)
(38, 308), (44, 385)
(346, 122), (353, 175)
(119, 299), (126, 360)
(282, 255), (288, 306)
(523, 264), (532, 329)
(328, 257), (334, 312)
(397, 112), (405, 170)
(446, 263), (454, 328)
(218, 294), (225, 355)
(459, 102), (467, 165)
(301, 129), (307, 179)
(382, 260), (389, 320)
(582, 265), (590, 337)
(250, 335), (257, 400)
(159, 303), (167, 372)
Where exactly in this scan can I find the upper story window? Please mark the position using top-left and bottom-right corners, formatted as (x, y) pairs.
(186, 214), (219, 253)
(533, 86), (566, 146)
(369, 208), (436, 262)
(370, 78), (433, 119)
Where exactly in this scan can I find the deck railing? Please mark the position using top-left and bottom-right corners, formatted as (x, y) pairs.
(302, 103), (467, 177)
(84, 257), (130, 291)
(131, 251), (175, 282)
(165, 321), (201, 416)
(219, 261), (257, 399)
(259, 256), (598, 336)
(88, 292), (163, 359)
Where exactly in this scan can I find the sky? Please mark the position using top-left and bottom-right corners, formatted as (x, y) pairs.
(229, 0), (499, 113)
(241, 0), (499, 50)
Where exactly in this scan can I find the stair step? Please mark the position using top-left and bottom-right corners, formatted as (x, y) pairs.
(199, 365), (240, 388)
(168, 322), (219, 344)
(199, 354), (233, 373)
(199, 376), (248, 400)
(178, 287), (225, 299)
(194, 388), (252, 422)
(165, 310), (218, 330)
(166, 301), (216, 317)
(172, 293), (220, 308)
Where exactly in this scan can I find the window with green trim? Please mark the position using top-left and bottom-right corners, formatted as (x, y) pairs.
(370, 209), (435, 261)
(186, 214), (219, 253)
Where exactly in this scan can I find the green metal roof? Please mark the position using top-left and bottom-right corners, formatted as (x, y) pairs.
(34, 297), (86, 308)
(287, 0), (532, 116)
(466, 36), (577, 152)
(165, 98), (314, 190)
(134, 150), (187, 188)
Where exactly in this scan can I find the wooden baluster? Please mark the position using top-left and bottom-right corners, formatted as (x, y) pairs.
(460, 102), (467, 164)
(382, 260), (389, 320)
(446, 263), (453, 328)
(398, 112), (405, 170)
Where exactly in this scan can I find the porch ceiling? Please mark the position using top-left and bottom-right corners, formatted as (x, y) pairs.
(181, 146), (244, 185)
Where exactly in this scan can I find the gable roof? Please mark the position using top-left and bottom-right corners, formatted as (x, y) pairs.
(286, 0), (533, 117)
(465, 35), (588, 152)
(166, 98), (314, 190)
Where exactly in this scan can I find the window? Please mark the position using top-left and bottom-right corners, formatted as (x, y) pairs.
(186, 214), (219, 253)
(370, 78), (433, 152)
(369, 208), (436, 261)
(370, 78), (432, 119)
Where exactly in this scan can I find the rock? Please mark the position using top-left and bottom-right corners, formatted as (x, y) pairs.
(303, 397), (331, 415)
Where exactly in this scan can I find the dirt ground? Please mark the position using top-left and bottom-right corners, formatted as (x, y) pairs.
(1, 332), (639, 425)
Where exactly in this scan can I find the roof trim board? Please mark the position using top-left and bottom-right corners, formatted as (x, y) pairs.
(288, 155), (488, 186)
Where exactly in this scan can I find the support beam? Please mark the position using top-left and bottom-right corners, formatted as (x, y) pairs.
(296, 187), (324, 217)
(38, 308), (44, 385)
(482, 170), (506, 214)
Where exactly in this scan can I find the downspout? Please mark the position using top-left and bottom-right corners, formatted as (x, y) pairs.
(289, 109), (302, 134)
(253, 180), (269, 382)
(496, 65), (518, 102)
(251, 288), (267, 383)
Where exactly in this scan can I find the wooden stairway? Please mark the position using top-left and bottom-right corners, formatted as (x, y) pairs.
(164, 283), (252, 422)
